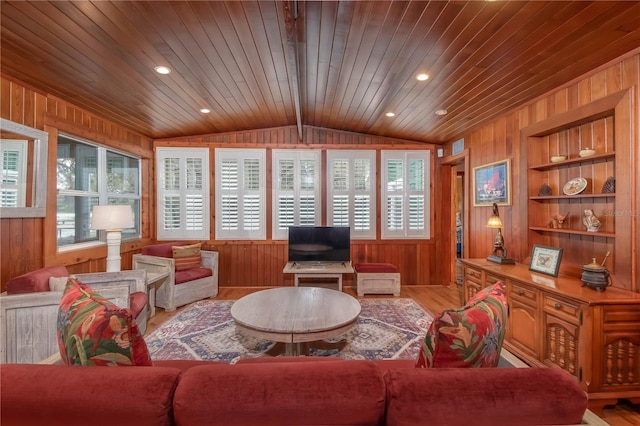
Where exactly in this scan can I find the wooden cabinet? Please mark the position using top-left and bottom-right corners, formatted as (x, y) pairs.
(460, 259), (640, 414)
(507, 281), (539, 359)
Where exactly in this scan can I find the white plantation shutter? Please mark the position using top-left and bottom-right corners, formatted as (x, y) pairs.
(272, 149), (321, 240)
(0, 140), (27, 207)
(381, 150), (430, 239)
(215, 149), (266, 240)
(156, 148), (210, 240)
(327, 150), (376, 239)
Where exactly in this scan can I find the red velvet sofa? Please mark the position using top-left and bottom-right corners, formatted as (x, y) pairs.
(1, 358), (588, 426)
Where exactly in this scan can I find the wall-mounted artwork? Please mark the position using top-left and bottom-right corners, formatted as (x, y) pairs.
(473, 159), (511, 206)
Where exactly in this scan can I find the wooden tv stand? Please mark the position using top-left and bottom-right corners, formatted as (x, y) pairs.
(459, 259), (640, 415)
(283, 261), (354, 291)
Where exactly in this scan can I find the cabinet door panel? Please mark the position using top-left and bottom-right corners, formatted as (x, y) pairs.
(596, 305), (640, 392)
(509, 299), (538, 358)
(543, 312), (581, 379)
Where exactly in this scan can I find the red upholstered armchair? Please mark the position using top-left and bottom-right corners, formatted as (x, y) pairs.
(133, 242), (218, 312)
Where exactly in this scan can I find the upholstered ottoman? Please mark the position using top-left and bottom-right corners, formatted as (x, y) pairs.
(354, 263), (400, 296)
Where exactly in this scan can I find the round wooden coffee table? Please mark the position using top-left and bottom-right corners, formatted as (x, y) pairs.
(230, 287), (361, 356)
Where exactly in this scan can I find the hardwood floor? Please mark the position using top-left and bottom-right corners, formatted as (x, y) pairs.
(146, 284), (639, 425)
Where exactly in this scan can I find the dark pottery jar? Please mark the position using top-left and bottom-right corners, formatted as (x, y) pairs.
(581, 258), (612, 291)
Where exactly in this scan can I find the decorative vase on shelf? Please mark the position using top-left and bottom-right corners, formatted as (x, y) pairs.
(579, 148), (596, 158)
(583, 209), (601, 232)
(601, 176), (615, 193)
(538, 183), (552, 196)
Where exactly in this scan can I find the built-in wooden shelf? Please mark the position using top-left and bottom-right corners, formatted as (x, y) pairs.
(529, 226), (615, 238)
(529, 152), (615, 171)
(530, 193), (615, 201)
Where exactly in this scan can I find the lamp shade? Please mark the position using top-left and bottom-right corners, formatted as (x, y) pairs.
(90, 205), (134, 230)
(486, 215), (503, 229)
(486, 202), (504, 228)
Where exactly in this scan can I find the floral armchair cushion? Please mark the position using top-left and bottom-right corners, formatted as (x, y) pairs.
(415, 281), (508, 368)
(57, 277), (152, 366)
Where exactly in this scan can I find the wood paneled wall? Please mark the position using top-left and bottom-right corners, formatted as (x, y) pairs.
(157, 125), (441, 288)
(3, 51), (638, 293)
(0, 76), (154, 291)
(451, 53), (639, 293)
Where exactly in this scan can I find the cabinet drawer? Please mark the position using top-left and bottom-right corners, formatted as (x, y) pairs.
(510, 282), (537, 306)
(465, 267), (483, 284)
(486, 274), (503, 286)
(543, 295), (581, 325)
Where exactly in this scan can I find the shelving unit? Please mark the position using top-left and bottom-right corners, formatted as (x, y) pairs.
(526, 122), (617, 273)
(519, 90), (633, 286)
(505, 88), (638, 414)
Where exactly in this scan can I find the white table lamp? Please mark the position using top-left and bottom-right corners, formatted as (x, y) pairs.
(91, 205), (134, 272)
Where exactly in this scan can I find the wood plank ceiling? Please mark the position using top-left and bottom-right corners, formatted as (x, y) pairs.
(2, 1), (640, 144)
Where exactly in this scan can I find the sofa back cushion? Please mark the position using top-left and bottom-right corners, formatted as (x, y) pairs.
(384, 367), (587, 426)
(5, 265), (70, 294)
(415, 281), (508, 368)
(57, 278), (152, 366)
(0, 364), (180, 426)
(173, 360), (386, 425)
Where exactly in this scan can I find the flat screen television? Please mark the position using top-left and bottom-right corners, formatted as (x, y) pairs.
(288, 226), (350, 263)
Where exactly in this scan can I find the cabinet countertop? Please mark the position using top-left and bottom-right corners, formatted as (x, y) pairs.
(459, 258), (640, 305)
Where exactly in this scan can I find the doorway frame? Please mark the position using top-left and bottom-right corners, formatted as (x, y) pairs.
(441, 149), (470, 286)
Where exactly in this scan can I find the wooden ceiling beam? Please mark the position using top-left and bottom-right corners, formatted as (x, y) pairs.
(281, 0), (303, 142)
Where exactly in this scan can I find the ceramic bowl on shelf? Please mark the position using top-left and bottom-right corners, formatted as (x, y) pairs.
(579, 148), (596, 157)
(550, 155), (567, 163)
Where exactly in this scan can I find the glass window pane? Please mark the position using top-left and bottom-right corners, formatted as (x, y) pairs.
(409, 159), (425, 191)
(57, 136), (98, 192)
(387, 160), (403, 191)
(333, 160), (348, 191)
(186, 157), (203, 190)
(57, 195), (99, 246)
(354, 159), (370, 191)
(279, 160), (294, 190)
(107, 151), (139, 195)
(163, 157), (180, 191)
(244, 159), (260, 190)
(300, 160), (315, 191)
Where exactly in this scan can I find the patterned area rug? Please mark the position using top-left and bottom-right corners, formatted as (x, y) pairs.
(145, 298), (433, 363)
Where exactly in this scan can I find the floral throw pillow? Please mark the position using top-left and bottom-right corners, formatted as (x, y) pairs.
(415, 281), (508, 368)
(56, 277), (152, 366)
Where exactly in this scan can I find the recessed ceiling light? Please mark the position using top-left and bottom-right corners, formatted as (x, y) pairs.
(385, 112), (396, 117)
(154, 65), (171, 75)
(416, 73), (429, 81)
(200, 108), (211, 113)
(435, 109), (448, 116)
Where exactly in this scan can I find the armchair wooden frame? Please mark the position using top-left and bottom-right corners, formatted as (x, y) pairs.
(0, 285), (130, 364)
(133, 250), (218, 312)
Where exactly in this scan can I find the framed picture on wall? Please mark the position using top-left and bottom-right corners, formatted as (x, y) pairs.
(473, 159), (511, 206)
(529, 245), (563, 277)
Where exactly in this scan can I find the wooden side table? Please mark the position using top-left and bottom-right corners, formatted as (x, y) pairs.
(146, 271), (169, 317)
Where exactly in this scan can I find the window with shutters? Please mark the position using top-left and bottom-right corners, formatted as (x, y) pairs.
(57, 134), (141, 248)
(381, 150), (430, 239)
(0, 139), (27, 208)
(215, 148), (266, 240)
(156, 147), (209, 240)
(327, 150), (376, 239)
(272, 149), (321, 240)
